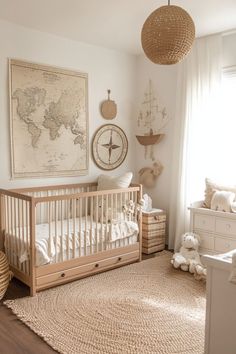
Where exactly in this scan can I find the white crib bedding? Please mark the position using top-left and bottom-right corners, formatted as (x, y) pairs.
(4, 217), (139, 267)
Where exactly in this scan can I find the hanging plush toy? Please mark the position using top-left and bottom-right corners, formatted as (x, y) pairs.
(171, 232), (206, 280)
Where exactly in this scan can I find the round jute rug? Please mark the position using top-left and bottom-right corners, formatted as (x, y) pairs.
(5, 251), (205, 354)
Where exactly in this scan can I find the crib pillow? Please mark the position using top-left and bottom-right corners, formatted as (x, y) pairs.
(210, 190), (235, 212)
(96, 172), (133, 222)
(97, 172), (133, 191)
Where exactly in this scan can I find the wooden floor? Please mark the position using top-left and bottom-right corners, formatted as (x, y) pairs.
(0, 278), (56, 354)
(0, 252), (161, 354)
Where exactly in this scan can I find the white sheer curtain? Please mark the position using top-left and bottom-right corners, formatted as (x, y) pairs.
(168, 34), (222, 250)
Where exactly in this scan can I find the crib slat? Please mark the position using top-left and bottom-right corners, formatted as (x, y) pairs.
(54, 201), (58, 263)
(61, 200), (64, 262)
(105, 195), (109, 251)
(73, 198), (76, 259)
(26, 201), (29, 275)
(134, 191), (137, 222)
(95, 196), (98, 253)
(5, 197), (8, 260)
(22, 199), (26, 274)
(101, 196), (104, 252)
(90, 196), (93, 255)
(17, 198), (21, 270)
(66, 199), (70, 261)
(84, 197), (87, 256)
(115, 193), (118, 222)
(79, 198), (82, 257)
(11, 198), (17, 267)
(10, 197), (16, 267)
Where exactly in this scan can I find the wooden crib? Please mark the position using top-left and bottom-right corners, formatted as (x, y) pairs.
(0, 182), (142, 296)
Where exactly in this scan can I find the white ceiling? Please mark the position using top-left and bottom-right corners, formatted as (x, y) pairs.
(0, 0), (236, 55)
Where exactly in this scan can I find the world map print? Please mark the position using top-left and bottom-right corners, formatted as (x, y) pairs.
(10, 60), (88, 178)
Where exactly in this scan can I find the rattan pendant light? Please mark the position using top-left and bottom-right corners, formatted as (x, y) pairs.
(141, 0), (195, 65)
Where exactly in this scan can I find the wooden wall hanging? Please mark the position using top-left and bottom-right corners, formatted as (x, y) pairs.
(101, 89), (117, 120)
(136, 80), (169, 161)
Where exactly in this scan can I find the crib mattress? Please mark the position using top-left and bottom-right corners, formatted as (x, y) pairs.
(5, 217), (139, 266)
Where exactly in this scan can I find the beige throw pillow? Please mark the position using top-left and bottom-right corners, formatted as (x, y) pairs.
(97, 172), (133, 191)
(203, 178), (236, 208)
(96, 172), (133, 222)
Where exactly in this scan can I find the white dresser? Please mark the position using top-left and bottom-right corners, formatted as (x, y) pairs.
(203, 253), (236, 354)
(189, 201), (236, 255)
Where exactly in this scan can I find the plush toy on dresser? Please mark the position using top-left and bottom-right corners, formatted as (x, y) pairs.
(171, 232), (206, 280)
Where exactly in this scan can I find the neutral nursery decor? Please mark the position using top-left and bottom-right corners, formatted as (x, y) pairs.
(4, 252), (206, 354)
(136, 80), (168, 161)
(142, 209), (166, 254)
(100, 89), (117, 119)
(9, 59), (88, 178)
(138, 161), (163, 188)
(0, 251), (13, 300)
(92, 124), (128, 170)
(141, 193), (153, 212)
(0, 178), (142, 296)
(203, 178), (236, 209)
(203, 252), (236, 354)
(141, 0), (195, 65)
(210, 190), (235, 212)
(171, 232), (206, 280)
(188, 179), (236, 256)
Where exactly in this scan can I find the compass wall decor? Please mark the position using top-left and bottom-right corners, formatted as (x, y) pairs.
(92, 124), (128, 170)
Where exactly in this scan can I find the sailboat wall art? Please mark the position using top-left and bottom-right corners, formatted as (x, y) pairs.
(136, 80), (170, 161)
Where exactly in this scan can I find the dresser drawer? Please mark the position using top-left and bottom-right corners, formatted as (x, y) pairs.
(142, 214), (166, 224)
(142, 222), (165, 232)
(215, 217), (236, 236)
(194, 214), (215, 232)
(215, 237), (236, 253)
(198, 233), (214, 251)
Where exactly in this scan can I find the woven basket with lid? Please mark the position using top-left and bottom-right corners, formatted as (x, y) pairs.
(0, 251), (12, 300)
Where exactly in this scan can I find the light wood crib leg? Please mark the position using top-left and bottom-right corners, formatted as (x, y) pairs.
(30, 283), (36, 297)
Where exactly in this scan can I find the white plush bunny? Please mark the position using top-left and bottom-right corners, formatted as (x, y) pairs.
(171, 232), (206, 280)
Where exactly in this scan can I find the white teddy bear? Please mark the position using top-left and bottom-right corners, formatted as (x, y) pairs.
(171, 232), (206, 280)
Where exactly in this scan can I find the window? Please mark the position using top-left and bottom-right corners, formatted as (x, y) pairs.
(214, 67), (236, 182)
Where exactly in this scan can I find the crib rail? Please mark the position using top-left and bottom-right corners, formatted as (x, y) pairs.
(11, 182), (97, 197)
(33, 187), (140, 263)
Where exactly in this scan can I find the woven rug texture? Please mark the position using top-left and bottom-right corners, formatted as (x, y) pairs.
(4, 251), (206, 354)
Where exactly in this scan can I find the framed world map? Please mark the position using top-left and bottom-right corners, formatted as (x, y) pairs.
(9, 59), (88, 178)
(92, 124), (128, 170)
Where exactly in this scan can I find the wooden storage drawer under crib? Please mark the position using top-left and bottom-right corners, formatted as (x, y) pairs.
(142, 209), (166, 254)
(36, 245), (140, 290)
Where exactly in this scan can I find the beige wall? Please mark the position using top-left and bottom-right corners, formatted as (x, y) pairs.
(0, 20), (137, 189)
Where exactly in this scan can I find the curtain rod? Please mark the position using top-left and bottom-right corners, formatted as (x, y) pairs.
(222, 28), (236, 37)
(197, 28), (236, 40)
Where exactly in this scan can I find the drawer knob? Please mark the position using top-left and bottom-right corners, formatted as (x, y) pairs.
(95, 263), (99, 268)
(61, 273), (65, 278)
(118, 257), (122, 261)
